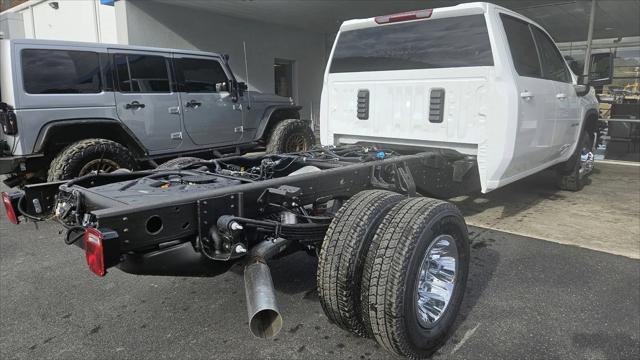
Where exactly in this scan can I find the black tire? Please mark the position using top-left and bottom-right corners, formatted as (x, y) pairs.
(361, 198), (470, 359)
(556, 130), (593, 191)
(265, 119), (315, 154)
(156, 157), (204, 170)
(317, 190), (404, 338)
(47, 139), (136, 181)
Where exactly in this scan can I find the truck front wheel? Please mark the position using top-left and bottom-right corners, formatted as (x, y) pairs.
(266, 119), (315, 154)
(47, 139), (137, 181)
(556, 130), (594, 191)
(361, 197), (470, 358)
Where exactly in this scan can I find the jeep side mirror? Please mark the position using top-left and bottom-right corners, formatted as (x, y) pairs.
(228, 80), (248, 102)
(588, 53), (614, 86)
(237, 82), (248, 97)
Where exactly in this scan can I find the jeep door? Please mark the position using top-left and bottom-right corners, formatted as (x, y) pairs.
(110, 50), (182, 151)
(500, 14), (558, 172)
(173, 55), (243, 146)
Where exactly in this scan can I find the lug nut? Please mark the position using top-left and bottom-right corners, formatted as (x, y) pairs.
(234, 244), (247, 254)
(230, 222), (244, 231)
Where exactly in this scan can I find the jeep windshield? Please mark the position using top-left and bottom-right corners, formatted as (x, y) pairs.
(329, 14), (493, 73)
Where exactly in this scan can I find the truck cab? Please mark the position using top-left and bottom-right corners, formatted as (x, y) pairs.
(320, 2), (603, 193)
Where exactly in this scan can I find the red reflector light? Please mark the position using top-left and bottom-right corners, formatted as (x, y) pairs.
(84, 227), (106, 276)
(375, 9), (433, 24)
(1, 191), (19, 225)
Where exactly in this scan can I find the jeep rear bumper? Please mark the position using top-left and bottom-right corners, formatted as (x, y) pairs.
(0, 154), (45, 176)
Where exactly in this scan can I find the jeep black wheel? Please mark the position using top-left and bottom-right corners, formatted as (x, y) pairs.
(266, 119), (315, 154)
(317, 190), (404, 338)
(362, 197), (470, 359)
(48, 139), (137, 181)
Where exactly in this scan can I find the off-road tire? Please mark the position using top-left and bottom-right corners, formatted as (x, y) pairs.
(47, 139), (136, 181)
(317, 190), (404, 338)
(556, 130), (593, 191)
(157, 157), (204, 170)
(265, 119), (315, 154)
(361, 198), (470, 359)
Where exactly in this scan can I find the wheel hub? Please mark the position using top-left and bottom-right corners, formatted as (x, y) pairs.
(284, 134), (308, 152)
(579, 150), (594, 177)
(78, 158), (120, 176)
(415, 234), (458, 328)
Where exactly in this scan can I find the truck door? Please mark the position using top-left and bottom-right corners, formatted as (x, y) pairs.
(500, 14), (557, 171)
(173, 55), (243, 146)
(110, 50), (182, 151)
(530, 26), (581, 155)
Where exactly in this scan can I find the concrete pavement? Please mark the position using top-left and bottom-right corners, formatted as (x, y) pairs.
(1, 162), (639, 359)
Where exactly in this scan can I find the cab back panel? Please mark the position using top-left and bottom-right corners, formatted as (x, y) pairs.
(325, 68), (492, 153)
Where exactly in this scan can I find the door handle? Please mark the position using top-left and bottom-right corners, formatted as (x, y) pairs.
(556, 93), (567, 100)
(185, 100), (202, 109)
(124, 101), (145, 110)
(520, 91), (534, 100)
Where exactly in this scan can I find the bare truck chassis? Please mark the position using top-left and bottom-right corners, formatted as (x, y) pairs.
(4, 146), (477, 358)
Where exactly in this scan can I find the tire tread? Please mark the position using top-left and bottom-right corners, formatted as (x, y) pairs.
(317, 190), (404, 337)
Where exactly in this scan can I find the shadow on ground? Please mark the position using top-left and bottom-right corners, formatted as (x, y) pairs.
(450, 169), (566, 220)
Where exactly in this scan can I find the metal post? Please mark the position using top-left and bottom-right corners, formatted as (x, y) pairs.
(583, 0), (597, 80)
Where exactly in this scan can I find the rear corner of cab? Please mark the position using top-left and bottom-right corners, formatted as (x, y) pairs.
(320, 18), (365, 147)
(478, 4), (528, 194)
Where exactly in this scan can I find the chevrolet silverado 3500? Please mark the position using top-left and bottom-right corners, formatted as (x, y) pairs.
(2, 3), (604, 359)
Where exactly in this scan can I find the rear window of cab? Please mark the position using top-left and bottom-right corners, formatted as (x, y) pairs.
(329, 14), (494, 73)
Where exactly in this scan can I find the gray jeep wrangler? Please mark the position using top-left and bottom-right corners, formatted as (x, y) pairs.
(0, 39), (315, 186)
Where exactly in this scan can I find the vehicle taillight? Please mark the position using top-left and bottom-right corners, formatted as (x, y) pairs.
(374, 9), (433, 24)
(1, 191), (19, 225)
(0, 103), (18, 135)
(84, 227), (106, 276)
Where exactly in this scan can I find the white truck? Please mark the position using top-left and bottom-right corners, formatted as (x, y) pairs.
(2, 2), (611, 359)
(321, 2), (606, 193)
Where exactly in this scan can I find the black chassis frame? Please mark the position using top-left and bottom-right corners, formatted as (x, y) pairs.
(16, 148), (480, 275)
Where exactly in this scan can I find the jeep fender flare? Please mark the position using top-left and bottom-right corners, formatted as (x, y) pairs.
(33, 118), (147, 157)
(254, 105), (302, 141)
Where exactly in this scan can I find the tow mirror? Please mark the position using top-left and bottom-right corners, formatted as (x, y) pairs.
(575, 75), (592, 97)
(574, 83), (591, 97)
(588, 53), (614, 86)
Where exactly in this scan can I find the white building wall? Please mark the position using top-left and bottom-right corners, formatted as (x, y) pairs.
(121, 0), (327, 121)
(2, 0), (116, 43)
(0, 11), (24, 39)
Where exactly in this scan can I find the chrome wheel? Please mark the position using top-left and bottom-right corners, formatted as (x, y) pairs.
(415, 234), (458, 328)
(78, 158), (120, 176)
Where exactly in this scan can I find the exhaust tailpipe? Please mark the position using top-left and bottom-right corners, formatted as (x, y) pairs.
(244, 260), (282, 338)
